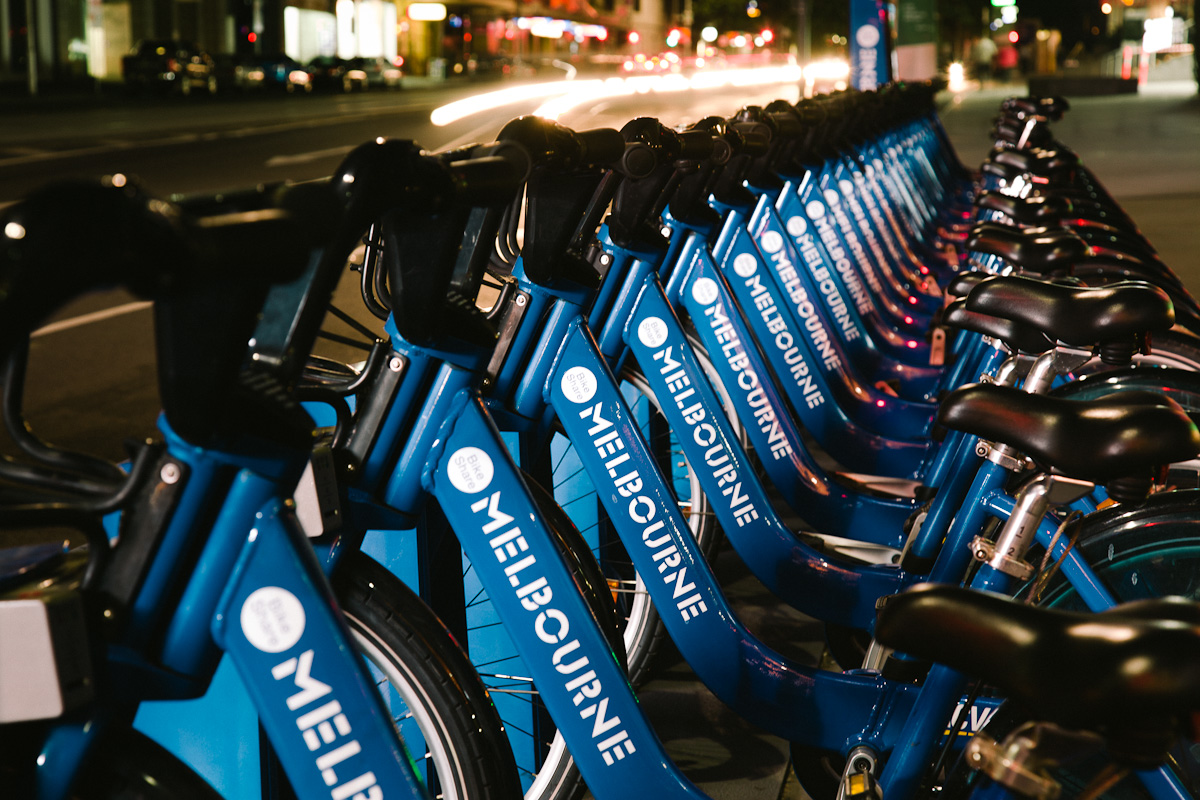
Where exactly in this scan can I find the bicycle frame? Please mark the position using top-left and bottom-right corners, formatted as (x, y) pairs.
(35, 419), (428, 800)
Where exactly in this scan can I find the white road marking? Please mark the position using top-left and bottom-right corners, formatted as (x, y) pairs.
(265, 145), (356, 168)
(31, 300), (153, 338)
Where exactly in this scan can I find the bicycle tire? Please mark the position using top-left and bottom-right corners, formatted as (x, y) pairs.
(334, 550), (524, 800)
(546, 360), (717, 686)
(1052, 365), (1200, 411)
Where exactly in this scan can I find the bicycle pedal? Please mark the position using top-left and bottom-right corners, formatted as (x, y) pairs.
(842, 769), (883, 800)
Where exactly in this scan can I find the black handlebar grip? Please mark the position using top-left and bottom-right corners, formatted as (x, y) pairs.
(794, 101), (826, 125)
(497, 117), (624, 169)
(765, 111), (804, 138)
(619, 142), (659, 180)
(573, 127), (627, 166)
(445, 155), (524, 207)
(675, 130), (715, 161)
(730, 120), (772, 144)
(737, 130), (771, 157)
(461, 141), (533, 183)
(0, 179), (335, 364)
(709, 136), (733, 165)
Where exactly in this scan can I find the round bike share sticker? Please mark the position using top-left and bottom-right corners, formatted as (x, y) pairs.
(241, 586), (306, 653)
(638, 317), (669, 348)
(692, 278), (719, 306)
(759, 230), (784, 255)
(733, 253), (758, 278)
(561, 366), (598, 404)
(448, 447), (494, 494)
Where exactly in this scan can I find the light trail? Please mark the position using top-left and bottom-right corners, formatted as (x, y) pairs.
(430, 63), (807, 126)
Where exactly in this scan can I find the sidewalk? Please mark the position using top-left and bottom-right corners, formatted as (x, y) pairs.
(937, 79), (1200, 290)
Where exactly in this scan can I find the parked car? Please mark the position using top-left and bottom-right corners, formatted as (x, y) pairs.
(123, 39), (217, 95)
(256, 53), (312, 92)
(305, 56), (368, 92)
(212, 53), (265, 92)
(350, 55), (404, 89)
(213, 53), (311, 93)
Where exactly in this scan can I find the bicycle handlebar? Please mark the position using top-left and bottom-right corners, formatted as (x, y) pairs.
(497, 116), (625, 169)
(0, 178), (333, 365)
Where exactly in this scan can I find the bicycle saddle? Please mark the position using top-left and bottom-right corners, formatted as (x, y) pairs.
(990, 120), (1054, 149)
(938, 383), (1200, 483)
(965, 226), (1088, 275)
(946, 272), (992, 298)
(991, 148), (1078, 180)
(876, 583), (1200, 764)
(975, 192), (1072, 226)
(981, 160), (1024, 183)
(942, 299), (1054, 354)
(1003, 95), (1070, 120)
(965, 275), (1174, 347)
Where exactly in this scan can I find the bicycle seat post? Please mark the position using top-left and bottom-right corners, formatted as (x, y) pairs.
(969, 471), (1093, 587)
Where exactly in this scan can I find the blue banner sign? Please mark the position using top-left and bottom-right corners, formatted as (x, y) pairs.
(849, 0), (890, 89)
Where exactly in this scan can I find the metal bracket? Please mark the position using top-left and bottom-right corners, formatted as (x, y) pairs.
(295, 445), (342, 538)
(483, 288), (530, 389)
(975, 440), (1033, 472)
(969, 535), (1035, 581)
(929, 327), (946, 367)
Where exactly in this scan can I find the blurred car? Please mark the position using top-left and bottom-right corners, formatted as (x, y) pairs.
(305, 56), (368, 92)
(212, 53), (265, 92)
(123, 39), (217, 95)
(350, 55), (404, 89)
(255, 53), (312, 92)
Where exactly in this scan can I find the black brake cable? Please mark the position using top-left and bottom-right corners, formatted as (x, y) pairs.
(1023, 509), (1084, 605)
(326, 303), (383, 342)
(501, 193), (523, 265)
(928, 679), (985, 796)
(358, 223), (391, 320)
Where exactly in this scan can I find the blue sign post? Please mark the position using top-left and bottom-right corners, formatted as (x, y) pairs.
(849, 0), (890, 89)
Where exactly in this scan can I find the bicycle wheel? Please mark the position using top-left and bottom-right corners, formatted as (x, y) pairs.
(545, 359), (718, 687)
(795, 493), (1200, 800)
(334, 551), (524, 800)
(1006, 490), (1200, 798)
(456, 472), (627, 800)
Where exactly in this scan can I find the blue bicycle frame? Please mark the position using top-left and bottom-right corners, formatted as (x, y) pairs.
(36, 417), (427, 800)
